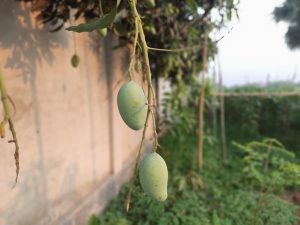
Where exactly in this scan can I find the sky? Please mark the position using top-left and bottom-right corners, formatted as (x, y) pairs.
(216, 0), (300, 86)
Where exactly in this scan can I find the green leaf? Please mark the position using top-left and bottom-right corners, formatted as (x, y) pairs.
(66, 4), (117, 33)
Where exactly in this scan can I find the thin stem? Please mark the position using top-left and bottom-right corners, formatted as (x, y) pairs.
(125, 0), (159, 211)
(125, 105), (151, 212)
(147, 27), (234, 54)
(69, 17), (77, 54)
(148, 46), (200, 53)
(128, 18), (139, 80)
(150, 109), (158, 151)
(130, 0), (157, 150)
(99, 0), (103, 16)
(0, 67), (20, 187)
(72, 32), (77, 54)
(136, 21), (156, 102)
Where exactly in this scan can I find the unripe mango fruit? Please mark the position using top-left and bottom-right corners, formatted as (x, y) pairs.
(139, 152), (168, 201)
(71, 54), (80, 68)
(117, 81), (147, 130)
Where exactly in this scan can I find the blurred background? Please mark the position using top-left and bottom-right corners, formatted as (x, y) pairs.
(218, 0), (300, 86)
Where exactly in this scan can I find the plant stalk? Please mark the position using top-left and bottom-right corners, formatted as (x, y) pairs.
(0, 67), (20, 187)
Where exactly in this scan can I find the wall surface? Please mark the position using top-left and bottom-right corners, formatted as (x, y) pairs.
(0, 1), (151, 225)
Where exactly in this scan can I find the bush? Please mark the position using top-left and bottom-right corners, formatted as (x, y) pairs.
(233, 138), (300, 192)
(90, 134), (298, 225)
(218, 191), (298, 225)
(224, 82), (300, 154)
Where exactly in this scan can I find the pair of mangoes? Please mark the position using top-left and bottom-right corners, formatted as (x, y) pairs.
(117, 81), (168, 201)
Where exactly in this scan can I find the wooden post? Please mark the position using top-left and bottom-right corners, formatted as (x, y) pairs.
(198, 29), (209, 173)
(217, 55), (227, 165)
(212, 63), (217, 137)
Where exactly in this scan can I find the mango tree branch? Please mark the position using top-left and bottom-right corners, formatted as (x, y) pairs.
(0, 67), (20, 187)
(132, 3), (158, 151)
(125, 0), (159, 212)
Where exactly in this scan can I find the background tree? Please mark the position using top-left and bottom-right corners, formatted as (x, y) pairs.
(273, 0), (300, 50)
(16, 0), (239, 83)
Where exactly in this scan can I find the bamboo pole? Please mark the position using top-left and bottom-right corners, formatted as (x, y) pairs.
(217, 56), (227, 165)
(198, 29), (208, 173)
(211, 63), (217, 137)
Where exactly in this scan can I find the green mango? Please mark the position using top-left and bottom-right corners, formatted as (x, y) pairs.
(117, 81), (147, 130)
(139, 152), (168, 201)
(97, 28), (107, 37)
(71, 54), (80, 68)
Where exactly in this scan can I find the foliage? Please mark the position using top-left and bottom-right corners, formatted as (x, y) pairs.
(233, 138), (300, 192)
(84, 55), (299, 225)
(224, 82), (300, 153)
(161, 77), (214, 140)
(89, 133), (299, 225)
(16, 0), (239, 83)
(218, 191), (298, 225)
(273, 0), (300, 50)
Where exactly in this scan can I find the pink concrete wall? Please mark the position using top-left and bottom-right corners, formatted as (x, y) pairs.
(0, 1), (150, 224)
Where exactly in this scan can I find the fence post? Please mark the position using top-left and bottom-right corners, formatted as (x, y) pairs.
(217, 56), (227, 165)
(198, 29), (208, 173)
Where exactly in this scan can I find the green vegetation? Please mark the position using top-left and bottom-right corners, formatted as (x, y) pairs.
(233, 138), (300, 192)
(88, 132), (298, 225)
(224, 82), (300, 154)
(88, 81), (300, 225)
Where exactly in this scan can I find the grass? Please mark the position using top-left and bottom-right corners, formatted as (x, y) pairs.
(88, 132), (299, 225)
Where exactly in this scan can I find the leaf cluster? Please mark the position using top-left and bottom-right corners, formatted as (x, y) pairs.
(233, 138), (300, 192)
(161, 77), (214, 139)
(16, 0), (239, 82)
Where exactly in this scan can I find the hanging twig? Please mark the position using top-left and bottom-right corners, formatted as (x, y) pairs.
(128, 18), (139, 80)
(125, 0), (158, 212)
(0, 67), (20, 187)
